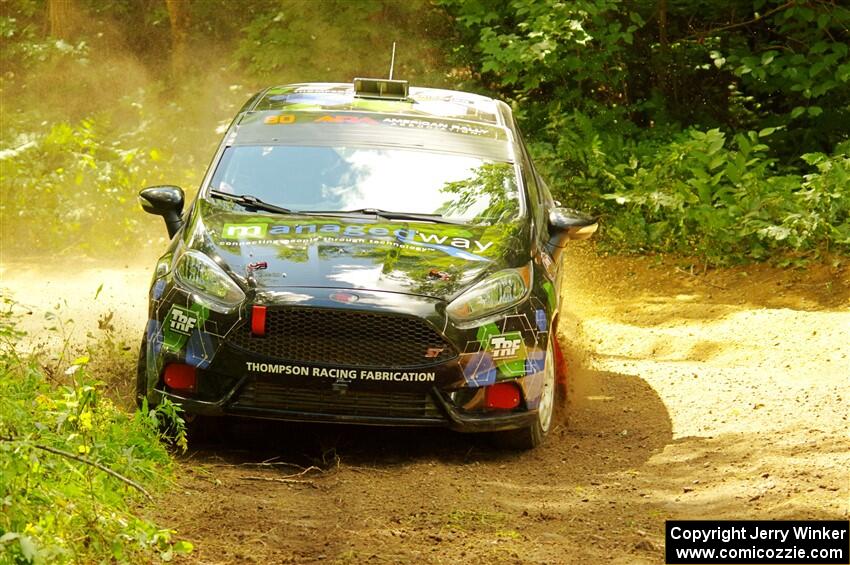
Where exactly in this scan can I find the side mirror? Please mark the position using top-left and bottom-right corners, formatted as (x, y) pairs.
(139, 185), (185, 238)
(549, 207), (599, 241)
(547, 207), (598, 258)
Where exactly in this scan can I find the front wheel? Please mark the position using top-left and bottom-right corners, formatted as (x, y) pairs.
(491, 335), (561, 450)
(136, 335), (148, 409)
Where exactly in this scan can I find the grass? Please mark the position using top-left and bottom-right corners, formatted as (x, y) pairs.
(0, 296), (190, 563)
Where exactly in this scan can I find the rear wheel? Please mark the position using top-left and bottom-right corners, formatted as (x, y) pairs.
(491, 334), (561, 450)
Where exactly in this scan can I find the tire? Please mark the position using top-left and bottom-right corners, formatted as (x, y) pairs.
(136, 335), (148, 409)
(491, 334), (560, 450)
(183, 414), (222, 446)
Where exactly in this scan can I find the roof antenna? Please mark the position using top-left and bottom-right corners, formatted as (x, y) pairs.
(388, 42), (396, 80)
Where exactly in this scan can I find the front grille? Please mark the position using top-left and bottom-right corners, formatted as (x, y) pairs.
(229, 307), (457, 368)
(232, 380), (443, 419)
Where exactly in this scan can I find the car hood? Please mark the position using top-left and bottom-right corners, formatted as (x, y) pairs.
(188, 201), (530, 302)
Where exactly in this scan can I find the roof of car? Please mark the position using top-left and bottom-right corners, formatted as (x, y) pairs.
(225, 82), (516, 161)
(250, 83), (506, 126)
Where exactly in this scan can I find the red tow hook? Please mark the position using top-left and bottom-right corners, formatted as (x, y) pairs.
(251, 305), (267, 336)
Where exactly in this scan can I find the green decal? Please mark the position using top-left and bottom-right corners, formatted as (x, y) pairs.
(488, 331), (526, 361)
(222, 223), (268, 239)
(477, 324), (527, 378)
(476, 322), (500, 345)
(488, 331), (527, 377)
(162, 304), (208, 352)
(542, 281), (556, 311)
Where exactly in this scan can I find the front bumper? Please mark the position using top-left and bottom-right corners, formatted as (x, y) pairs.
(151, 380), (538, 433)
(144, 284), (550, 434)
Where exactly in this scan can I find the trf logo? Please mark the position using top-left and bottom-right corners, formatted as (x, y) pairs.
(168, 306), (199, 336)
(488, 332), (525, 360)
(222, 223), (268, 239)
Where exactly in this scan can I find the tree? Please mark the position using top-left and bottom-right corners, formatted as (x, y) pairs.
(165, 0), (190, 75)
(47, 0), (78, 40)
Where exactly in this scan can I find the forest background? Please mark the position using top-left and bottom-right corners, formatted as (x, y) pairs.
(2, 0), (848, 268)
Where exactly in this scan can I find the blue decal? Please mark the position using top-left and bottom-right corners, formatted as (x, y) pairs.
(524, 372), (545, 409)
(395, 233), (491, 263)
(144, 319), (163, 386)
(535, 309), (547, 332)
(152, 279), (167, 300)
(185, 330), (214, 369)
(526, 350), (546, 375)
(146, 318), (163, 358)
(462, 351), (497, 386)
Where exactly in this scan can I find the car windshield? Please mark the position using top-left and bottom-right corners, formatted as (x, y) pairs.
(208, 145), (522, 225)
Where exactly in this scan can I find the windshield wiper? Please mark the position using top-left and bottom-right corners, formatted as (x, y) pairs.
(301, 208), (466, 225)
(209, 189), (293, 215)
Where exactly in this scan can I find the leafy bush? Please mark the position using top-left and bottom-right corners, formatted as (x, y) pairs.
(598, 131), (849, 264)
(233, 0), (452, 85)
(0, 88), (223, 257)
(0, 298), (191, 563)
(440, 0), (850, 264)
(531, 118), (850, 264)
(2, 118), (158, 254)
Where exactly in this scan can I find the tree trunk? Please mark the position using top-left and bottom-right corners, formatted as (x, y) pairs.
(48, 0), (78, 40)
(656, 0), (675, 105)
(165, 0), (190, 76)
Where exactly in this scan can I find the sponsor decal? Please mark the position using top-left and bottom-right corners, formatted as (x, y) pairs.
(167, 305), (199, 336)
(218, 221), (494, 261)
(460, 318), (537, 383)
(380, 117), (492, 136)
(222, 223), (268, 239)
(245, 361), (435, 382)
(314, 115), (379, 124)
(161, 303), (209, 353)
(255, 110), (501, 137)
(487, 331), (526, 361)
(264, 114), (296, 125)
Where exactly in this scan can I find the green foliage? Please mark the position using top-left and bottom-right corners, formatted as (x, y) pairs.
(598, 130), (849, 264)
(0, 0), (72, 70)
(233, 0), (452, 85)
(1, 117), (162, 254)
(441, 0), (850, 264)
(0, 301), (191, 563)
(0, 0), (454, 258)
(449, 0), (638, 98)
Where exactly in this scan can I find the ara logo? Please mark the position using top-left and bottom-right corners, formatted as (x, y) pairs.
(222, 223), (268, 239)
(488, 332), (525, 361)
(167, 305), (199, 336)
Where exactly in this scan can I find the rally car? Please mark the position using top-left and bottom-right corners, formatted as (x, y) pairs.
(137, 78), (597, 449)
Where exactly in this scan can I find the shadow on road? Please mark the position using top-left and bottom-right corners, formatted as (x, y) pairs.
(152, 364), (676, 564)
(179, 365), (672, 479)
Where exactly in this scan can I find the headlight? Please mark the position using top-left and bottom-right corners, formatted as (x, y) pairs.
(153, 253), (172, 279)
(174, 250), (245, 312)
(446, 264), (531, 324)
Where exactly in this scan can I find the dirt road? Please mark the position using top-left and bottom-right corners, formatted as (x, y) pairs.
(2, 245), (848, 564)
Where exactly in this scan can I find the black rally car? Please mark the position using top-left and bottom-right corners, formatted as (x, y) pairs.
(137, 79), (597, 449)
